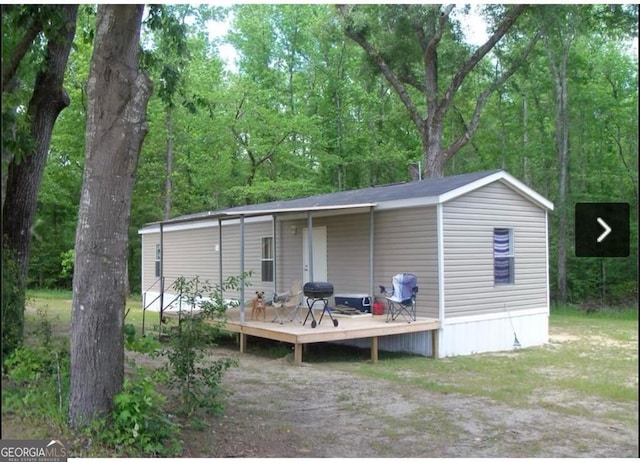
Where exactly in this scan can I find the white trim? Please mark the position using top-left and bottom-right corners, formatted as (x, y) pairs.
(224, 203), (377, 218)
(140, 237), (145, 299)
(374, 196), (439, 210)
(545, 210), (551, 315)
(438, 171), (554, 210)
(443, 306), (548, 325)
(138, 215), (273, 235)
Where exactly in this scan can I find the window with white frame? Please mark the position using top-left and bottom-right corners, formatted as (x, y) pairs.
(494, 228), (514, 285)
(155, 243), (161, 278)
(261, 237), (274, 282)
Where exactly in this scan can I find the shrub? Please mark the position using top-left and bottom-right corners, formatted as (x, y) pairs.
(159, 276), (240, 416)
(2, 238), (24, 357)
(2, 309), (70, 426)
(92, 368), (182, 456)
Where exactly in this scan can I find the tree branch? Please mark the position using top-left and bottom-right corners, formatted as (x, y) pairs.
(440, 4), (527, 113)
(444, 30), (541, 160)
(2, 16), (43, 93)
(339, 4), (423, 131)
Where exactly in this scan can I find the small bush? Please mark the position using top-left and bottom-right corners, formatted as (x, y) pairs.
(158, 276), (240, 416)
(2, 311), (70, 427)
(92, 368), (182, 456)
(124, 323), (161, 354)
(2, 239), (24, 357)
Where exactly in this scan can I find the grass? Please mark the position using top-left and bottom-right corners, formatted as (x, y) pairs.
(25, 289), (151, 336)
(17, 292), (640, 419)
(324, 307), (638, 416)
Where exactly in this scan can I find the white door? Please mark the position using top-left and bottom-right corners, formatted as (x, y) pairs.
(302, 226), (327, 283)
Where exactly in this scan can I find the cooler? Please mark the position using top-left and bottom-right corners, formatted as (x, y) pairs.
(334, 294), (372, 313)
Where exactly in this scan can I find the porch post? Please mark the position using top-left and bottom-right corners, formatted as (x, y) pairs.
(273, 215), (277, 294)
(240, 214), (245, 323)
(307, 211), (314, 281)
(369, 206), (374, 299)
(159, 222), (164, 333)
(218, 218), (223, 296)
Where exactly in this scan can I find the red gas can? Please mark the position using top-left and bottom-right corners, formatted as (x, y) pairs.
(372, 301), (384, 316)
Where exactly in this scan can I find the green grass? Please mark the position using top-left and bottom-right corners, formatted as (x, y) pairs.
(25, 290), (149, 335)
(322, 306), (638, 414)
(21, 293), (639, 412)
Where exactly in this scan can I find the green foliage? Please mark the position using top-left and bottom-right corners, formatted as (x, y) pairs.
(2, 308), (69, 427)
(22, 4), (638, 306)
(59, 249), (74, 280)
(124, 323), (161, 354)
(158, 275), (240, 416)
(92, 369), (182, 456)
(2, 238), (24, 357)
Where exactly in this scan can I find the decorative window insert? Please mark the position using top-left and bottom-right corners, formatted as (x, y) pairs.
(261, 237), (274, 282)
(494, 228), (514, 285)
(155, 244), (161, 278)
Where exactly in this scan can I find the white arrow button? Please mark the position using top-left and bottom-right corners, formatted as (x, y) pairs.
(596, 217), (611, 243)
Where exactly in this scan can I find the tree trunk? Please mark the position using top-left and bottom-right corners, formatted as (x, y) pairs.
(544, 26), (572, 305)
(69, 4), (152, 427)
(1, 4), (78, 349)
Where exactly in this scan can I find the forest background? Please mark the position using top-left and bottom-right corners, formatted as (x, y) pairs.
(4, 4), (638, 309)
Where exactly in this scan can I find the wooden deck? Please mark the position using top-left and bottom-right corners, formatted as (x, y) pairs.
(220, 305), (440, 365)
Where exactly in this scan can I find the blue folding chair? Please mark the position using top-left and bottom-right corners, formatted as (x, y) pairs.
(380, 273), (418, 323)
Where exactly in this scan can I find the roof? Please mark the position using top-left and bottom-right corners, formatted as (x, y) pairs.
(139, 169), (553, 232)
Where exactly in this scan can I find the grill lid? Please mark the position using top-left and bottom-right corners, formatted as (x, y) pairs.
(303, 281), (334, 298)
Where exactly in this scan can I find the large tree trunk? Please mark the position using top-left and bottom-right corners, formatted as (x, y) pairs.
(69, 4), (152, 427)
(543, 16), (573, 305)
(1, 4), (78, 350)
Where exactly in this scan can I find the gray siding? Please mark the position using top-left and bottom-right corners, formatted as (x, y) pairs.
(142, 220), (275, 301)
(162, 227), (218, 287)
(276, 214), (372, 296)
(373, 207), (439, 318)
(219, 220), (275, 298)
(141, 233), (160, 293)
(275, 210), (439, 319)
(442, 181), (548, 318)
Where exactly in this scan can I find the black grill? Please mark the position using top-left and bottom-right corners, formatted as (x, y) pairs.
(303, 281), (334, 299)
(302, 282), (338, 328)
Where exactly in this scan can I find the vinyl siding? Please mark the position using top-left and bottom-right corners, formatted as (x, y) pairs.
(276, 214), (372, 296)
(141, 233), (160, 293)
(373, 207), (439, 318)
(142, 221), (275, 302)
(442, 181), (548, 318)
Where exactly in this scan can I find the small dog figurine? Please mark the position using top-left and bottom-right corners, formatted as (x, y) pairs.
(252, 291), (266, 321)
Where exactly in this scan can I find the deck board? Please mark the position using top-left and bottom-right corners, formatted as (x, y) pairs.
(219, 306), (440, 364)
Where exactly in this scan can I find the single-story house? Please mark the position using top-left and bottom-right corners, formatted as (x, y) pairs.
(138, 169), (554, 358)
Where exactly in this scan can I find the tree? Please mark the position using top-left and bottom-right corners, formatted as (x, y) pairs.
(2, 4), (78, 354)
(69, 4), (152, 426)
(338, 4), (539, 178)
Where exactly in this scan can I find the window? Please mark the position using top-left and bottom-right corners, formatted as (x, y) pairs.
(261, 237), (274, 282)
(155, 244), (161, 278)
(494, 228), (514, 285)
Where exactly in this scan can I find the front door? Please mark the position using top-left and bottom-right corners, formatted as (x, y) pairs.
(302, 226), (327, 283)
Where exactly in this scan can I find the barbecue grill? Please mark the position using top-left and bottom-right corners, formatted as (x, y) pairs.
(302, 281), (339, 328)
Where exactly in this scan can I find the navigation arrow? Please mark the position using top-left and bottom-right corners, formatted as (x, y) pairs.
(596, 217), (611, 243)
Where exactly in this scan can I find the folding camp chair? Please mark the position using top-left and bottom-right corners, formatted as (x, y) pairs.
(269, 280), (303, 324)
(380, 273), (418, 323)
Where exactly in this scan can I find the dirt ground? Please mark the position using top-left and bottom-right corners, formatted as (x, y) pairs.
(172, 344), (638, 458)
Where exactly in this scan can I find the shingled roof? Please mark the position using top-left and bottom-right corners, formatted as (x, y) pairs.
(141, 169), (552, 230)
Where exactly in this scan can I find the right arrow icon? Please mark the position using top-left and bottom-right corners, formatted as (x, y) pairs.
(596, 217), (611, 243)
